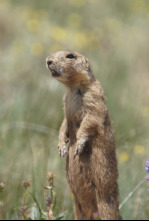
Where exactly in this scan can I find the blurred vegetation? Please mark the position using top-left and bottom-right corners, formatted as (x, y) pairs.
(0, 0), (149, 220)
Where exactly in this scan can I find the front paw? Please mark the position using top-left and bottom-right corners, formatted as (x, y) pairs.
(74, 137), (88, 158)
(58, 142), (68, 158)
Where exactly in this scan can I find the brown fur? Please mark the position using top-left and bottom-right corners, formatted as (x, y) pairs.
(46, 51), (122, 220)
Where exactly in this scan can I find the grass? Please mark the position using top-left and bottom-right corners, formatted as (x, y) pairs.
(0, 0), (149, 219)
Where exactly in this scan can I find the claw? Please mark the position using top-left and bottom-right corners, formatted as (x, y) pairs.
(74, 137), (88, 158)
(58, 143), (68, 158)
(65, 139), (69, 143)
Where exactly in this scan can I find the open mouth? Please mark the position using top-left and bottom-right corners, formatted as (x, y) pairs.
(50, 69), (60, 77)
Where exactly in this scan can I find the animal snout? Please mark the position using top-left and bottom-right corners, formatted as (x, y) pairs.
(46, 60), (53, 67)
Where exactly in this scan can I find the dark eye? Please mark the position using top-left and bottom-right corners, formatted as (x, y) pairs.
(66, 54), (76, 59)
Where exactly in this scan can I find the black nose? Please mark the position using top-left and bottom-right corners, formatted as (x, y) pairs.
(47, 60), (53, 66)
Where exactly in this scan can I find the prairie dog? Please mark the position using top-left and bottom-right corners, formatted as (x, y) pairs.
(46, 51), (122, 220)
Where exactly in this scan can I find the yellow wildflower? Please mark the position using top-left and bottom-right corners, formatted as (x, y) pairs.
(51, 27), (67, 43)
(67, 13), (82, 28)
(119, 152), (129, 163)
(30, 9), (47, 19)
(22, 8), (46, 19)
(88, 34), (101, 51)
(70, 192), (74, 200)
(91, 0), (100, 3)
(0, 0), (9, 10)
(141, 106), (149, 118)
(26, 19), (40, 33)
(22, 7), (32, 19)
(130, 0), (148, 14)
(104, 18), (121, 32)
(73, 32), (88, 49)
(31, 43), (44, 56)
(69, 0), (86, 8)
(31, 11), (40, 19)
(134, 145), (145, 155)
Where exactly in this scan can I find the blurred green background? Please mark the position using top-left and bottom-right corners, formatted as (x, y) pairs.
(0, 0), (149, 220)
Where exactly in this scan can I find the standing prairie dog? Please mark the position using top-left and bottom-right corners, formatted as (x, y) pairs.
(46, 51), (122, 220)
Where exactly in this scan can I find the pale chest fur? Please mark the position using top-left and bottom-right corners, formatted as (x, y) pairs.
(65, 90), (84, 121)
(64, 90), (85, 141)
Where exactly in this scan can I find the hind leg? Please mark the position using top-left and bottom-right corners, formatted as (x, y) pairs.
(74, 199), (87, 220)
(95, 185), (122, 220)
(96, 199), (122, 220)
